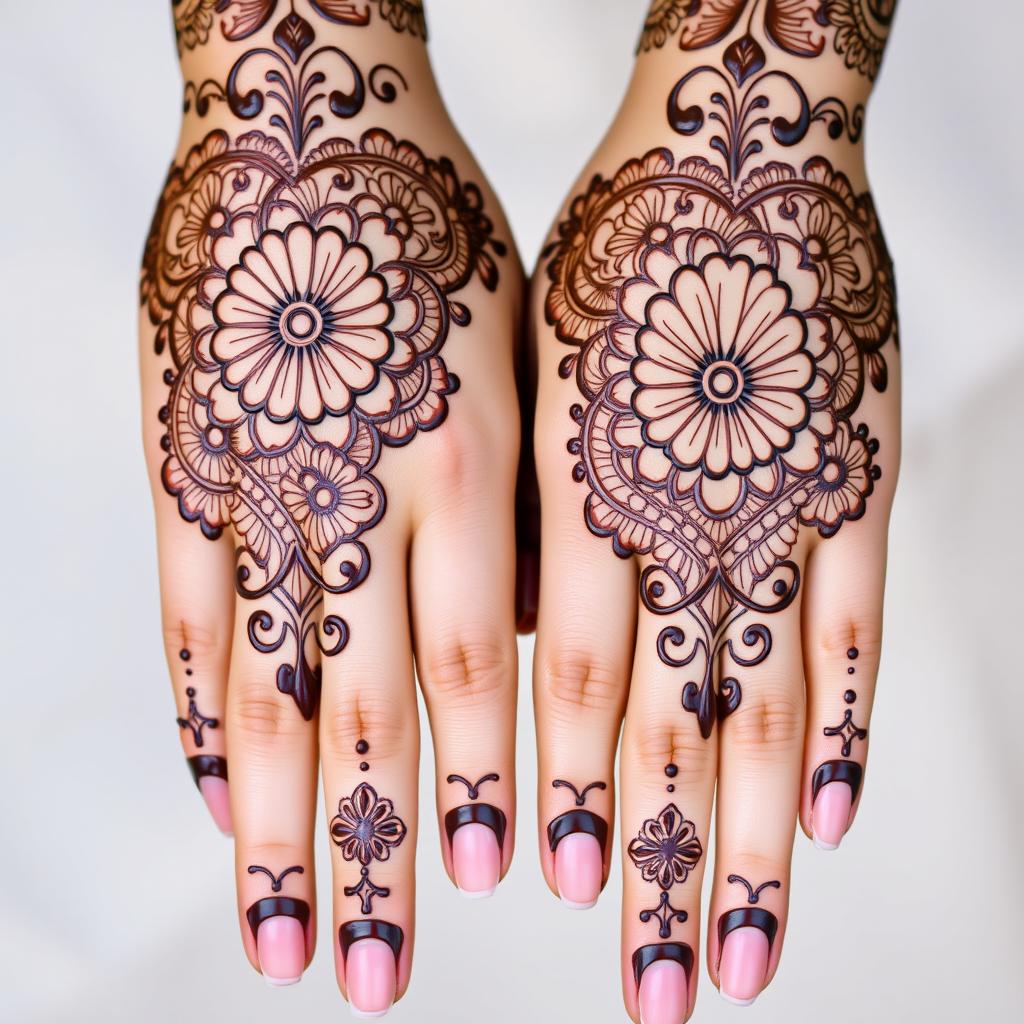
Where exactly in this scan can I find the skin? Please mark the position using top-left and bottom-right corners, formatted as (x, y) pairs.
(528, 3), (899, 1019)
(141, 1), (523, 1008)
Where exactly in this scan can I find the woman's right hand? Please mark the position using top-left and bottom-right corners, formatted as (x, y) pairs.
(530, 3), (900, 1020)
(140, 1), (522, 1013)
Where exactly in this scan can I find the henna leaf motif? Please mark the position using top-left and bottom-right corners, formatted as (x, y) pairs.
(723, 33), (766, 85)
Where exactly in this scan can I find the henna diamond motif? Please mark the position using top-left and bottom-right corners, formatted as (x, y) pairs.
(823, 709), (867, 757)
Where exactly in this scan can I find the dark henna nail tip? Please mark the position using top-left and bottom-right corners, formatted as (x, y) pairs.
(632, 942), (694, 987)
(811, 759), (863, 803)
(187, 754), (228, 788)
(718, 907), (779, 950)
(444, 803), (507, 847)
(546, 809), (609, 854)
(245, 897), (310, 941)
(339, 920), (404, 961)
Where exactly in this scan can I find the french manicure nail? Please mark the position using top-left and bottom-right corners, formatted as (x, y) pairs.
(451, 822), (500, 897)
(198, 775), (233, 836)
(256, 915), (305, 986)
(718, 926), (769, 1005)
(638, 959), (688, 1024)
(346, 937), (397, 1018)
(554, 832), (603, 909)
(812, 781), (853, 850)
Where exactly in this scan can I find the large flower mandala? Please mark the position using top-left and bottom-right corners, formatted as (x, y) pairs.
(627, 803), (704, 890)
(330, 782), (408, 865)
(144, 127), (505, 719)
(631, 254), (815, 479)
(211, 222), (393, 425)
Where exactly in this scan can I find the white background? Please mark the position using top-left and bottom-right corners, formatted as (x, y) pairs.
(1, 1), (1022, 1021)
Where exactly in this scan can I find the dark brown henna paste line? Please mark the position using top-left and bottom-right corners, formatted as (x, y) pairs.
(547, 810), (609, 854)
(248, 864), (304, 892)
(447, 773), (500, 800)
(176, 687), (219, 746)
(246, 896), (311, 941)
(344, 866), (390, 915)
(187, 754), (228, 787)
(339, 919), (404, 961)
(551, 778), (606, 806)
(632, 942), (694, 987)
(444, 804), (507, 848)
(726, 874), (780, 905)
(628, 804), (703, 890)
(639, 891), (689, 940)
(823, 707), (867, 756)
(718, 907), (779, 951)
(811, 759), (863, 803)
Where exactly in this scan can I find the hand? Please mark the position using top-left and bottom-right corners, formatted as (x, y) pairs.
(530, 3), (899, 1020)
(139, 1), (522, 1012)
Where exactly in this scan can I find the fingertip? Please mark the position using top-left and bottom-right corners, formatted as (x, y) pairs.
(197, 773), (233, 836)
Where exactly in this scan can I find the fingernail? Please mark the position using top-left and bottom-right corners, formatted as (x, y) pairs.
(719, 926), (769, 1005)
(812, 781), (853, 850)
(451, 822), (501, 897)
(638, 959), (688, 1024)
(198, 775), (233, 836)
(256, 915), (305, 986)
(554, 832), (603, 908)
(346, 937), (396, 1017)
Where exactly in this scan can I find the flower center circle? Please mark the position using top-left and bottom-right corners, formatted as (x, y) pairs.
(279, 301), (323, 347)
(204, 426), (226, 449)
(821, 457), (847, 489)
(648, 224), (670, 245)
(385, 204), (412, 238)
(314, 485), (335, 509)
(806, 236), (825, 260)
(206, 208), (227, 232)
(702, 360), (744, 405)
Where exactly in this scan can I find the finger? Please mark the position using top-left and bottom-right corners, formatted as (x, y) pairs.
(226, 573), (319, 987)
(141, 370), (236, 835)
(533, 419), (636, 909)
(320, 532), (418, 1017)
(801, 508), (888, 850)
(409, 433), (518, 898)
(708, 590), (807, 1006)
(620, 606), (716, 1024)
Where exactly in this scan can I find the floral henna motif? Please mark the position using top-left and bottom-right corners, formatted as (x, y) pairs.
(628, 803), (704, 890)
(638, 0), (896, 80)
(145, 18), (504, 720)
(544, 95), (895, 738)
(331, 782), (407, 864)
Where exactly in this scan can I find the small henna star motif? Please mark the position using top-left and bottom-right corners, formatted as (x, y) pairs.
(176, 687), (218, 747)
(823, 708), (868, 757)
(639, 891), (689, 939)
(344, 866), (390, 915)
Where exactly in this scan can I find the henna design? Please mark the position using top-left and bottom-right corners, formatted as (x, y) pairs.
(719, 906), (779, 948)
(628, 804), (703, 890)
(173, 0), (220, 53)
(248, 863), (304, 891)
(187, 753), (228, 786)
(544, 41), (895, 736)
(638, 0), (895, 80)
(330, 782), (407, 863)
(345, 865), (390, 914)
(727, 874), (780, 904)
(547, 809), (609, 854)
(339, 919), (404, 960)
(445, 804), (507, 847)
(145, 12), (505, 720)
(447, 773), (500, 800)
(355, 738), (369, 754)
(823, 704), (867, 756)
(551, 778), (606, 806)
(632, 942), (694, 987)
(812, 758), (862, 801)
(246, 896), (310, 939)
(176, 686), (220, 746)
(179, 647), (194, 676)
(640, 891), (689, 939)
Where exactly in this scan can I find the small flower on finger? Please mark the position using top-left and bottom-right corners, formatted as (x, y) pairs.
(627, 803), (703, 890)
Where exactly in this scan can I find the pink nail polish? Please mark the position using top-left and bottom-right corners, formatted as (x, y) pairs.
(451, 822), (500, 897)
(812, 781), (853, 850)
(198, 775), (233, 836)
(638, 959), (688, 1024)
(257, 915), (305, 986)
(719, 926), (769, 1005)
(346, 938), (397, 1017)
(554, 833), (603, 909)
